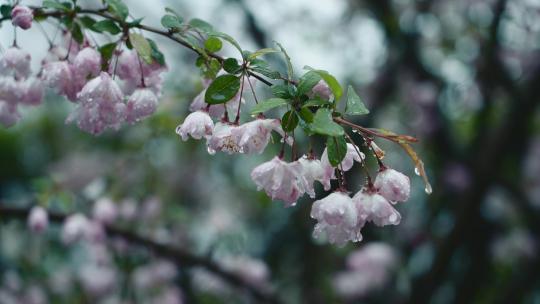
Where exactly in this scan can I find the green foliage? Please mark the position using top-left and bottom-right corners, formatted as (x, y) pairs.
(251, 98), (288, 115)
(275, 42), (293, 79)
(204, 36), (223, 53)
(42, 0), (71, 11)
(223, 58), (241, 74)
(93, 19), (122, 34)
(148, 39), (166, 66)
(311, 108), (344, 136)
(0, 4), (12, 18)
(205, 75), (241, 104)
(297, 71), (322, 96)
(98, 43), (117, 63)
(249, 59), (281, 79)
(105, 0), (129, 20)
(326, 136), (347, 166)
(189, 18), (214, 32)
(247, 48), (278, 61)
(345, 85), (370, 115)
(129, 33), (153, 64)
(282, 110), (299, 132)
(161, 14), (183, 30)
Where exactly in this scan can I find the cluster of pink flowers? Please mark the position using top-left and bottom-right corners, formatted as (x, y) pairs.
(176, 78), (291, 155)
(0, 27), (165, 134)
(40, 35), (165, 134)
(0, 47), (44, 127)
(333, 243), (398, 298)
(176, 78), (412, 246)
(311, 167), (410, 246)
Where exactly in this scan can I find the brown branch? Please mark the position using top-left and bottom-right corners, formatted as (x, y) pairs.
(0, 205), (281, 304)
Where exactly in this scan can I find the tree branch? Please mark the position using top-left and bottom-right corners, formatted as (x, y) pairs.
(0, 205), (281, 304)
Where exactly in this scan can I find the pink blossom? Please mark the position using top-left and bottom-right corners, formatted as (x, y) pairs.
(27, 206), (48, 234)
(346, 242), (398, 271)
(250, 156), (306, 206)
(72, 47), (102, 79)
(20, 78), (44, 106)
(221, 256), (270, 289)
(0, 101), (20, 127)
(232, 118), (286, 154)
(353, 189), (401, 226)
(297, 156), (326, 198)
(11, 6), (33, 30)
(374, 168), (411, 203)
(206, 122), (242, 154)
(334, 243), (398, 298)
(115, 50), (166, 94)
(320, 143), (365, 190)
(310, 192), (363, 246)
(0, 77), (25, 101)
(67, 72), (126, 134)
(78, 264), (117, 297)
(42, 61), (82, 101)
(1, 47), (31, 79)
(308, 80), (332, 100)
(175, 111), (214, 141)
(83, 220), (106, 243)
(62, 213), (89, 244)
(126, 88), (158, 123)
(93, 197), (118, 225)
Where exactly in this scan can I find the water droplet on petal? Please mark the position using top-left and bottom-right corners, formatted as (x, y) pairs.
(207, 146), (216, 155)
(425, 184), (433, 194)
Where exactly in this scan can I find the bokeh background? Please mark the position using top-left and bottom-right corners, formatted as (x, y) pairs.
(1, 0), (540, 303)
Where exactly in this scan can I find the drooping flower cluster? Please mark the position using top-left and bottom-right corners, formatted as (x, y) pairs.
(333, 243), (398, 298)
(176, 78), (291, 155)
(310, 168), (410, 246)
(0, 47), (43, 127)
(0, 29), (165, 133)
(39, 37), (166, 134)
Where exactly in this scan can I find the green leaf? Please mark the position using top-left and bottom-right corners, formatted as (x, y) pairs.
(326, 136), (347, 167)
(316, 70), (342, 102)
(93, 20), (121, 34)
(223, 58), (241, 74)
(148, 39), (166, 66)
(282, 110), (299, 132)
(271, 84), (295, 99)
(247, 48), (278, 61)
(165, 7), (181, 18)
(105, 0), (129, 20)
(189, 18), (213, 32)
(78, 16), (97, 29)
(304, 67), (343, 102)
(303, 98), (332, 108)
(42, 0), (69, 11)
(0, 5), (12, 18)
(297, 70), (322, 96)
(345, 85), (369, 115)
(311, 108), (344, 136)
(204, 36), (223, 53)
(161, 15), (183, 30)
(249, 59), (281, 79)
(275, 42), (293, 79)
(210, 31), (243, 57)
(298, 107), (314, 123)
(70, 22), (84, 44)
(129, 33), (153, 64)
(251, 98), (288, 115)
(205, 75), (241, 104)
(99, 43), (117, 63)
